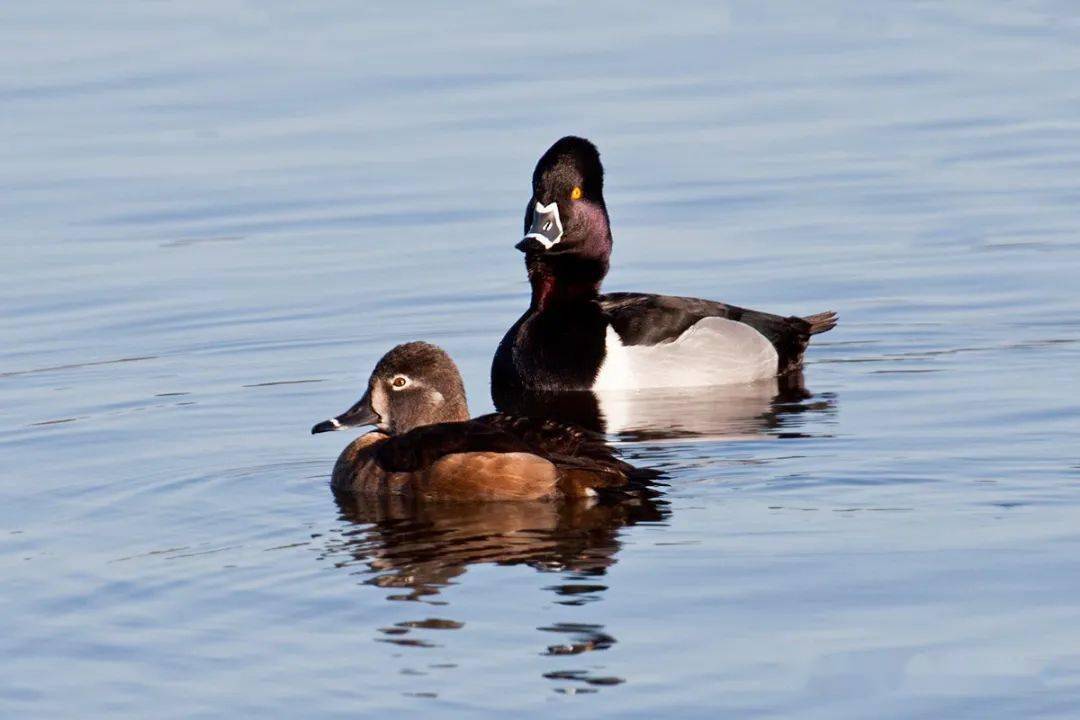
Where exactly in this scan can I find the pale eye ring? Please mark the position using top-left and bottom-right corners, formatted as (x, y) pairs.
(391, 375), (409, 389)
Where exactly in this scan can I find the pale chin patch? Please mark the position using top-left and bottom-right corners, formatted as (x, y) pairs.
(523, 201), (563, 249)
(370, 384), (390, 422)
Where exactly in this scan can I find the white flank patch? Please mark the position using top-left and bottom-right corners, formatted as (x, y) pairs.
(591, 317), (779, 391)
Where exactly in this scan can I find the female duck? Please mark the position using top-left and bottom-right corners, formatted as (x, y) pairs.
(492, 136), (837, 400)
(312, 342), (652, 501)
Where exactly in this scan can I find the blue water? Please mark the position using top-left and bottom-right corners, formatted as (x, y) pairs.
(4, 2), (1080, 717)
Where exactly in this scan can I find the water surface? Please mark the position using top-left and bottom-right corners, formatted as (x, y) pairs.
(4, 2), (1080, 717)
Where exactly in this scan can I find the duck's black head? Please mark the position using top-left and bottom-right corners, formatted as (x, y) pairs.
(517, 136), (612, 264)
(312, 342), (470, 436)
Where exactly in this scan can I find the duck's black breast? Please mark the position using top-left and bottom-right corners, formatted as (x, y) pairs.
(491, 300), (608, 396)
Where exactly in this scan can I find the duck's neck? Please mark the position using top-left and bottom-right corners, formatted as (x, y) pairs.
(527, 253), (608, 310)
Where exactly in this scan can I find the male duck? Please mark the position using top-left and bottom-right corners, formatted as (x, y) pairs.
(312, 342), (653, 501)
(492, 136), (837, 399)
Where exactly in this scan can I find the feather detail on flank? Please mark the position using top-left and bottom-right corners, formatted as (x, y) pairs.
(592, 318), (779, 391)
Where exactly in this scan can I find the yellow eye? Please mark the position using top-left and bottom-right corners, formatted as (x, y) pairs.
(392, 376), (407, 388)
(571, 186), (582, 201)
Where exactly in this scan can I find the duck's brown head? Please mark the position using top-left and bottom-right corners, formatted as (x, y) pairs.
(312, 342), (469, 436)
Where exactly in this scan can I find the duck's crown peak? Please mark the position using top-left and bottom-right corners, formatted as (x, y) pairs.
(533, 136), (604, 196)
(374, 341), (460, 380)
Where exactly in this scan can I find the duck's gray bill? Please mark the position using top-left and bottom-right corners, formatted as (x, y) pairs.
(517, 200), (563, 252)
(311, 390), (379, 434)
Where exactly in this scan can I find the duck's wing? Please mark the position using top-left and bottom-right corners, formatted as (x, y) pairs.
(599, 292), (836, 377)
(473, 414), (663, 495)
(470, 413), (592, 456)
(377, 415), (658, 499)
(472, 414), (649, 470)
(374, 419), (535, 473)
(376, 414), (621, 473)
(372, 420), (563, 501)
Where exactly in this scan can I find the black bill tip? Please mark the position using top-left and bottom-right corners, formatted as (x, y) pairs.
(516, 237), (545, 253)
(311, 418), (341, 435)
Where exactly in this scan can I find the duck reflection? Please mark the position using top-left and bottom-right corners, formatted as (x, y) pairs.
(323, 489), (667, 689)
(330, 490), (666, 601)
(493, 369), (835, 441)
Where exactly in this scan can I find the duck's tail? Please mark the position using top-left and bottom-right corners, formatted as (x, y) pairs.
(803, 310), (838, 335)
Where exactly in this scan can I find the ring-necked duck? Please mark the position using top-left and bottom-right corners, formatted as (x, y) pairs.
(312, 342), (655, 501)
(492, 136), (837, 399)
